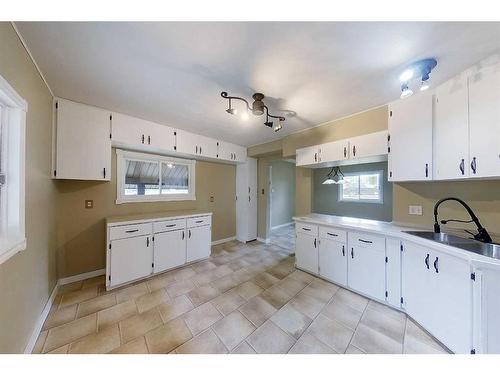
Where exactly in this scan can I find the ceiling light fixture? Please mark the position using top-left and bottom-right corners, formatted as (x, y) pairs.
(323, 166), (345, 185)
(399, 58), (437, 99)
(221, 91), (286, 131)
(400, 83), (413, 99)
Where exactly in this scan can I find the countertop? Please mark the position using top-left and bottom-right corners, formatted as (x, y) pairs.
(107, 210), (212, 226)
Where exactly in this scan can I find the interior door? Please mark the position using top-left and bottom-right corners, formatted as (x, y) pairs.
(154, 229), (186, 273)
(433, 74), (469, 180)
(247, 158), (258, 241)
(388, 93), (433, 181)
(186, 225), (211, 262)
(319, 238), (347, 285)
(295, 232), (318, 274)
(468, 62), (500, 178)
(110, 235), (153, 287)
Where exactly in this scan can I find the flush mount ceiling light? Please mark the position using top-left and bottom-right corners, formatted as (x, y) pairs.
(221, 91), (286, 131)
(399, 58), (437, 99)
(323, 166), (345, 185)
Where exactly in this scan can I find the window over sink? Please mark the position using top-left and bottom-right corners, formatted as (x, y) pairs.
(116, 150), (195, 203)
(339, 170), (383, 203)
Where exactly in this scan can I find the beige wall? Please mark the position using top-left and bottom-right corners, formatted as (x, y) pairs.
(256, 153), (282, 239)
(56, 150), (236, 277)
(270, 160), (296, 228)
(0, 23), (57, 353)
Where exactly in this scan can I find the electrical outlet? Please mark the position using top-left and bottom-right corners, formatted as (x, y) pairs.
(85, 200), (94, 209)
(210, 196), (214, 203)
(408, 205), (423, 216)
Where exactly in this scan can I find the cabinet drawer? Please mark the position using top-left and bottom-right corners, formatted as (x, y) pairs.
(319, 227), (347, 242)
(348, 231), (385, 249)
(109, 223), (152, 241)
(296, 223), (319, 236)
(187, 216), (211, 228)
(153, 218), (186, 233)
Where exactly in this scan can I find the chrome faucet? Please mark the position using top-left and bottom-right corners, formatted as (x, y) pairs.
(434, 197), (492, 243)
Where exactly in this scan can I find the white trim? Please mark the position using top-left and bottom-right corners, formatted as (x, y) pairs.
(338, 170), (384, 204)
(58, 268), (106, 286)
(211, 236), (236, 245)
(0, 74), (28, 111)
(271, 221), (294, 230)
(257, 237), (271, 244)
(24, 281), (59, 354)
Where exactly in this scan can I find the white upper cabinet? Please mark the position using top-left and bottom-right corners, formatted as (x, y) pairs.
(53, 98), (111, 180)
(196, 134), (218, 159)
(319, 139), (350, 163)
(468, 63), (500, 178)
(433, 73), (470, 180)
(388, 93), (433, 181)
(296, 145), (319, 166)
(349, 131), (388, 160)
(175, 129), (199, 155)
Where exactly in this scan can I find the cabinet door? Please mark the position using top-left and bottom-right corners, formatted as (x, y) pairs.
(112, 112), (150, 147)
(232, 144), (247, 163)
(468, 63), (500, 178)
(349, 131), (388, 160)
(319, 238), (347, 285)
(295, 232), (318, 274)
(110, 235), (153, 287)
(388, 94), (433, 181)
(186, 225), (211, 262)
(55, 98), (111, 180)
(154, 230), (186, 273)
(318, 139), (349, 163)
(176, 130), (199, 155)
(385, 238), (402, 308)
(147, 123), (176, 152)
(296, 146), (318, 166)
(347, 232), (386, 300)
(197, 135), (218, 158)
(433, 74), (469, 180)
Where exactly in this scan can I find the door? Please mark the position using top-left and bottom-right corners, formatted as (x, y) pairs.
(55, 98), (111, 180)
(295, 232), (318, 274)
(433, 74), (469, 180)
(349, 131), (388, 160)
(176, 129), (199, 155)
(247, 158), (258, 241)
(236, 158), (257, 242)
(472, 259), (500, 354)
(186, 225), (211, 262)
(110, 235), (153, 287)
(318, 139), (350, 164)
(296, 145), (319, 166)
(154, 229), (186, 273)
(468, 62), (500, 178)
(388, 93), (433, 181)
(319, 238), (347, 285)
(385, 238), (402, 308)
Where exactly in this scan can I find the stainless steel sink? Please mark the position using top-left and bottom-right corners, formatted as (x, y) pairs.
(404, 231), (500, 260)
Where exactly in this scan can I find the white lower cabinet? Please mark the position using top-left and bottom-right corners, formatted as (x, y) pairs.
(402, 241), (472, 354)
(109, 234), (153, 288)
(295, 232), (319, 274)
(153, 229), (186, 273)
(319, 237), (347, 286)
(186, 225), (211, 262)
(385, 238), (402, 308)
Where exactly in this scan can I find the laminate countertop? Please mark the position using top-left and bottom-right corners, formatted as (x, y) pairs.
(106, 210), (212, 226)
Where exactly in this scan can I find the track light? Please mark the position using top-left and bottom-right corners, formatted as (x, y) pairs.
(226, 99), (237, 115)
(398, 58), (437, 99)
(420, 81), (430, 91)
(400, 83), (413, 99)
(273, 123), (282, 132)
(399, 69), (414, 83)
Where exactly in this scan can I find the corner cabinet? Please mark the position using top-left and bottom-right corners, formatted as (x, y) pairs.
(52, 98), (111, 180)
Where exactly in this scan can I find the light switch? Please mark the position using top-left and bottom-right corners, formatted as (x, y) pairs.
(210, 196), (214, 203)
(408, 205), (423, 215)
(85, 200), (94, 209)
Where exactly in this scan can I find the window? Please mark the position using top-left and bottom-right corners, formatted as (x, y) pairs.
(0, 74), (27, 264)
(339, 171), (383, 203)
(116, 150), (195, 203)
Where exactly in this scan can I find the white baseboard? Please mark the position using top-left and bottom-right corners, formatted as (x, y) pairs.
(58, 268), (106, 286)
(257, 237), (270, 244)
(211, 236), (236, 246)
(271, 221), (294, 230)
(24, 281), (59, 353)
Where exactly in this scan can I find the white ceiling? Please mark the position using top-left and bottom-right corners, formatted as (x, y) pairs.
(16, 22), (500, 146)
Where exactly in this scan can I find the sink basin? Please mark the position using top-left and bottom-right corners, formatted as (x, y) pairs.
(404, 231), (500, 261)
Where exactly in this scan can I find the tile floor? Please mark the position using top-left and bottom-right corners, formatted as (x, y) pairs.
(32, 237), (449, 354)
(269, 223), (295, 250)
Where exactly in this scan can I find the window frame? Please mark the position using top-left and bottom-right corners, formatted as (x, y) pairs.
(338, 170), (384, 204)
(116, 149), (196, 204)
(0, 74), (27, 265)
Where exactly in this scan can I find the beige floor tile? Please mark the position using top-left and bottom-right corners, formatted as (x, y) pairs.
(404, 319), (448, 353)
(82, 275), (106, 289)
(360, 306), (406, 343)
(212, 290), (246, 316)
(270, 304), (312, 339)
(351, 323), (403, 354)
(192, 260), (217, 273)
(166, 279), (196, 298)
(251, 272), (280, 289)
(119, 308), (163, 343)
(192, 270), (218, 286)
(345, 345), (365, 354)
(276, 277), (309, 297)
(59, 287), (98, 308)
(404, 335), (448, 354)
(136, 289), (171, 313)
(98, 300), (138, 329)
(77, 293), (116, 319)
(289, 332), (336, 354)
(306, 314), (354, 353)
(231, 341), (256, 354)
(115, 283), (149, 303)
(260, 285), (293, 310)
(68, 324), (121, 353)
(233, 281), (263, 301)
(158, 295), (194, 323)
(212, 310), (256, 351)
(239, 296), (277, 327)
(289, 291), (326, 319)
(184, 302), (223, 335)
(232, 268), (254, 284)
(110, 336), (149, 354)
(174, 267), (196, 281)
(43, 304), (78, 330)
(58, 281), (83, 294)
(367, 300), (406, 324)
(301, 279), (338, 303)
(212, 264), (233, 278)
(43, 314), (97, 353)
(288, 270), (315, 284)
(145, 318), (192, 354)
(176, 329), (228, 354)
(333, 288), (369, 312)
(47, 344), (70, 354)
(32, 330), (48, 354)
(246, 320), (296, 354)
(147, 273), (177, 292)
(211, 275), (240, 293)
(187, 285), (220, 306)
(321, 299), (363, 330)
